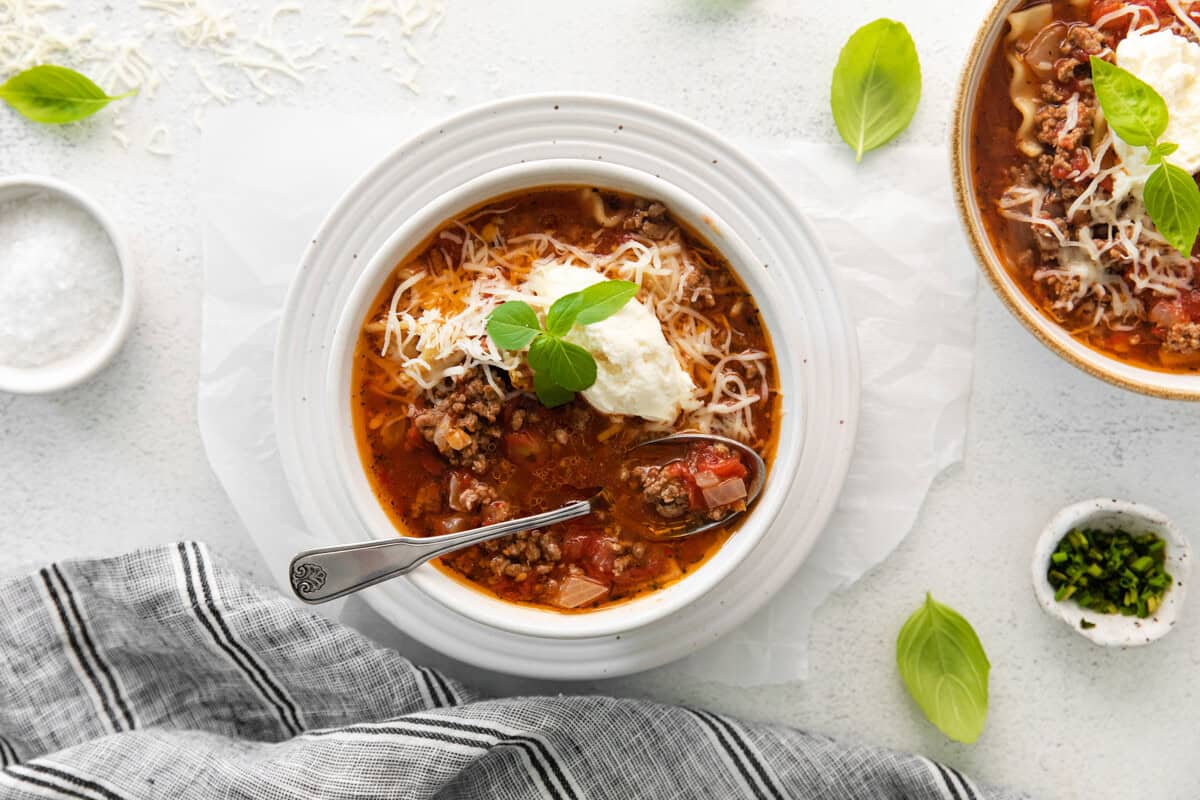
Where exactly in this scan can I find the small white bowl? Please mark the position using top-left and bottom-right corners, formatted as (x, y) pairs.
(1033, 499), (1190, 647)
(328, 158), (804, 640)
(0, 175), (136, 394)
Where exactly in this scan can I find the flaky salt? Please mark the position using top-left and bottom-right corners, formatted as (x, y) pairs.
(0, 192), (123, 369)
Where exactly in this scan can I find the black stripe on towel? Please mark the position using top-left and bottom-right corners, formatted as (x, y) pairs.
(934, 762), (965, 800)
(39, 568), (122, 733)
(176, 543), (301, 737)
(5, 767), (100, 800)
(947, 765), (979, 800)
(697, 709), (785, 800)
(22, 763), (126, 800)
(684, 709), (769, 800)
(51, 565), (136, 731)
(387, 716), (576, 800)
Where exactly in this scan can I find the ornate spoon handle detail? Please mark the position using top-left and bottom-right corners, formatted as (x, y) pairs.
(289, 498), (597, 603)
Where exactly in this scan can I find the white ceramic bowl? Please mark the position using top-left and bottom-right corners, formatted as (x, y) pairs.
(329, 159), (803, 639)
(274, 93), (859, 678)
(0, 175), (136, 394)
(952, 2), (1200, 400)
(1032, 498), (1190, 646)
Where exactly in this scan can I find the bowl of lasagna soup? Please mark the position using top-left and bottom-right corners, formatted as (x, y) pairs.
(954, 0), (1200, 398)
(329, 160), (800, 638)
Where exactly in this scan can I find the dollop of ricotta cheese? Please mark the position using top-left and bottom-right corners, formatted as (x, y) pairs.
(1111, 29), (1200, 200)
(521, 263), (698, 423)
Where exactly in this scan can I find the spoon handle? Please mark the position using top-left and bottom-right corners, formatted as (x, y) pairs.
(289, 499), (595, 604)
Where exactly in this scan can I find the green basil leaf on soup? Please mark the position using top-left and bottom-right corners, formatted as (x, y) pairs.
(0, 65), (135, 125)
(1147, 141), (1179, 166)
(545, 291), (585, 337)
(529, 336), (597, 392)
(533, 371), (575, 408)
(574, 279), (639, 325)
(830, 18), (922, 162)
(1144, 161), (1200, 256)
(1089, 57), (1168, 148)
(896, 593), (990, 744)
(487, 301), (543, 350)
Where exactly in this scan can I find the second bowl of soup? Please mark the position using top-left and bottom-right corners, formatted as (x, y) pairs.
(955, 0), (1200, 398)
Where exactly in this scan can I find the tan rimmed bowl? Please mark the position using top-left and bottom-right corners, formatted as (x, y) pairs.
(952, 2), (1200, 400)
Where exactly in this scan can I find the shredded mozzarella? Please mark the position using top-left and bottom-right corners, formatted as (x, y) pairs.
(375, 214), (770, 441)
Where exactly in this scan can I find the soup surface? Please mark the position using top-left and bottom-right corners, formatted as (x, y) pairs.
(973, 0), (1200, 370)
(352, 187), (779, 611)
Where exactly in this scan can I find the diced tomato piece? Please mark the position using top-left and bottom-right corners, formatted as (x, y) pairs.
(1090, 0), (1123, 25)
(1091, 0), (1169, 31)
(504, 431), (549, 464)
(691, 444), (748, 481)
(611, 551), (667, 587)
(560, 528), (617, 582)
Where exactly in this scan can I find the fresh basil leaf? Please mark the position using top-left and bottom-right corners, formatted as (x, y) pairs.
(545, 291), (585, 337)
(1144, 162), (1200, 256)
(0, 65), (135, 124)
(1089, 57), (1168, 148)
(574, 279), (639, 325)
(533, 370), (575, 408)
(896, 593), (990, 744)
(486, 301), (543, 350)
(528, 336), (597, 392)
(1147, 141), (1179, 166)
(830, 18), (922, 162)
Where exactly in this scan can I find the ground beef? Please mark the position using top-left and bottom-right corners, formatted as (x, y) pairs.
(682, 265), (716, 308)
(412, 368), (502, 473)
(450, 478), (496, 512)
(1067, 24), (1107, 56)
(632, 465), (691, 519)
(1040, 80), (1070, 105)
(1166, 322), (1200, 353)
(478, 529), (562, 579)
(1053, 57), (1082, 85)
(623, 199), (672, 239)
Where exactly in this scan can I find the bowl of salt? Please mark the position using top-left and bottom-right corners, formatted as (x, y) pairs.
(0, 175), (135, 394)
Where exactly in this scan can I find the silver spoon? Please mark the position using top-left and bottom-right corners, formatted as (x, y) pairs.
(288, 433), (766, 604)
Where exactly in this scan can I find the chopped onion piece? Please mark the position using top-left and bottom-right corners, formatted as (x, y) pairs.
(555, 575), (610, 609)
(1023, 22), (1067, 78)
(693, 470), (720, 489)
(702, 477), (747, 509)
(447, 473), (472, 512)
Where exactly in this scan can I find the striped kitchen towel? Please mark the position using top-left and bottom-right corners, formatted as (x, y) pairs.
(0, 543), (1028, 799)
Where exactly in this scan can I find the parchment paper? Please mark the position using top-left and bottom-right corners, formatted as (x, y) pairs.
(197, 108), (976, 685)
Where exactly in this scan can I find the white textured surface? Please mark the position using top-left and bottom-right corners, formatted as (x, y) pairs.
(3, 1), (1200, 798)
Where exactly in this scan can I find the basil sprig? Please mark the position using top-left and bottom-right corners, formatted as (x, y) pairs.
(486, 279), (638, 408)
(1091, 56), (1200, 256)
(830, 18), (922, 162)
(0, 65), (135, 124)
(896, 594), (990, 744)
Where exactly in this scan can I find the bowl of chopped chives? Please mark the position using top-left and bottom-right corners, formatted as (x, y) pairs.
(0, 175), (136, 394)
(1033, 499), (1190, 647)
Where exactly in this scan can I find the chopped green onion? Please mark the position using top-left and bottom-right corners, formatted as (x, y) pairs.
(1046, 527), (1172, 619)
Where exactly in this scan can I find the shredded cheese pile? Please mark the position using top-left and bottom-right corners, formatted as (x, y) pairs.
(0, 0), (446, 150)
(371, 205), (771, 443)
